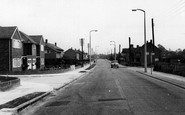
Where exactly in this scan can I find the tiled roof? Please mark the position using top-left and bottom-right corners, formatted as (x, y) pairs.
(0, 26), (17, 39)
(29, 35), (43, 44)
(46, 43), (64, 52)
(19, 31), (36, 44)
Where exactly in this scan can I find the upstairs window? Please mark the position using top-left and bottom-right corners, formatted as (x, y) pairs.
(12, 39), (22, 49)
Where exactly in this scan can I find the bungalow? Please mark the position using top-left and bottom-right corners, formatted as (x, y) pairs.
(0, 26), (23, 72)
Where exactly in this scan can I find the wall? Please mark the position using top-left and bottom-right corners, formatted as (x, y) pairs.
(0, 77), (20, 91)
(0, 40), (10, 72)
(11, 30), (23, 72)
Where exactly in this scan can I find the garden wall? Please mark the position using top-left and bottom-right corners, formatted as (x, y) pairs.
(0, 76), (20, 91)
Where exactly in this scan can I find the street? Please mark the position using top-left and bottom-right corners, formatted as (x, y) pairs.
(26, 59), (185, 115)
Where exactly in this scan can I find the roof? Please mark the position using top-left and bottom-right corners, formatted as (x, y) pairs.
(19, 31), (36, 44)
(29, 35), (43, 44)
(45, 43), (64, 53)
(0, 26), (17, 39)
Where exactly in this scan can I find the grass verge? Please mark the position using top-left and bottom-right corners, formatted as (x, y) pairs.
(85, 63), (96, 70)
(0, 92), (45, 109)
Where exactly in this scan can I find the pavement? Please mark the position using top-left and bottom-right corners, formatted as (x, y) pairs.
(0, 64), (92, 115)
(125, 66), (185, 88)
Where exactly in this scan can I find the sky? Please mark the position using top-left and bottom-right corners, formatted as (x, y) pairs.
(0, 0), (185, 54)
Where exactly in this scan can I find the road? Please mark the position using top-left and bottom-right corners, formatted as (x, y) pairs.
(25, 59), (185, 115)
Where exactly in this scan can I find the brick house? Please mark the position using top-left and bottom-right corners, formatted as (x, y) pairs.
(63, 48), (80, 65)
(29, 35), (45, 70)
(122, 40), (161, 66)
(0, 26), (23, 72)
(64, 48), (80, 60)
(44, 39), (64, 67)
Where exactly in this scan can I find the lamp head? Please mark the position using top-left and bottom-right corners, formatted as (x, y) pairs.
(132, 9), (137, 11)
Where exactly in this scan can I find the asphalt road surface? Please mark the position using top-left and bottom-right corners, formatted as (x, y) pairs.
(26, 59), (185, 115)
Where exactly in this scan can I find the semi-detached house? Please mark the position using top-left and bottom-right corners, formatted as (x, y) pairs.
(29, 35), (45, 70)
(0, 26), (23, 72)
(44, 39), (64, 67)
(0, 26), (46, 72)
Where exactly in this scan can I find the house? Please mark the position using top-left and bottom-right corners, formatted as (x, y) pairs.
(0, 26), (23, 72)
(64, 48), (80, 60)
(63, 48), (80, 65)
(64, 48), (89, 65)
(29, 35), (45, 70)
(121, 40), (161, 66)
(20, 31), (38, 70)
(44, 39), (64, 67)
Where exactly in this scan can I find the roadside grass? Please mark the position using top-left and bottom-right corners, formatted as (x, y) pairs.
(85, 63), (96, 70)
(0, 92), (45, 109)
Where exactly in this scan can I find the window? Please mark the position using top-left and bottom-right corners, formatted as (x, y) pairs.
(32, 45), (36, 56)
(12, 39), (22, 49)
(40, 45), (44, 51)
(45, 49), (51, 54)
(13, 58), (22, 68)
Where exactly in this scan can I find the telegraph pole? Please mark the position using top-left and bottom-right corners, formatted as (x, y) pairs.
(80, 38), (84, 67)
(152, 18), (155, 52)
(129, 37), (131, 65)
(151, 18), (155, 74)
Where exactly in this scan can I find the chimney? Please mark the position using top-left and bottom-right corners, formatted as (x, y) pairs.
(137, 45), (139, 48)
(45, 39), (48, 44)
(55, 42), (57, 46)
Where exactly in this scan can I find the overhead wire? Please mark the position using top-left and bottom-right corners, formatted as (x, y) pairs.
(157, 0), (185, 17)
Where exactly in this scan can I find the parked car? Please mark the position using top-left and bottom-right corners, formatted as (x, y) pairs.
(111, 60), (119, 68)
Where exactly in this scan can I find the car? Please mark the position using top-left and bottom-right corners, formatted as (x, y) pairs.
(111, 60), (119, 68)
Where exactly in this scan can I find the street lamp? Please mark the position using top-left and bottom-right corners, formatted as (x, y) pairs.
(132, 8), (147, 72)
(89, 30), (98, 67)
(110, 41), (116, 61)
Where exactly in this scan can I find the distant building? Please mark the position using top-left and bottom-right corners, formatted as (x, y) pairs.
(122, 40), (161, 66)
(64, 48), (80, 60)
(0, 26), (23, 72)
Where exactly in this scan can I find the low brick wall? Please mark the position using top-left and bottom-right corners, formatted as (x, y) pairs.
(0, 77), (20, 91)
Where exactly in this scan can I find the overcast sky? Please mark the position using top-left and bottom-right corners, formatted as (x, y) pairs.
(0, 0), (185, 54)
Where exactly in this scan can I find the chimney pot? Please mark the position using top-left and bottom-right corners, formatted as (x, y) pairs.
(55, 42), (57, 46)
(45, 39), (48, 43)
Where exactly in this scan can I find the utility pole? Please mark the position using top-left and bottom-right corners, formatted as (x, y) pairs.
(152, 18), (155, 53)
(80, 38), (84, 67)
(151, 18), (155, 74)
(129, 37), (131, 65)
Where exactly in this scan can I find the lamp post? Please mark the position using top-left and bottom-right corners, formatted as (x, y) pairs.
(89, 30), (98, 67)
(132, 8), (147, 72)
(110, 41), (116, 61)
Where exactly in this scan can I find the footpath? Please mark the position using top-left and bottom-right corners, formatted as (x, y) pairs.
(125, 66), (185, 88)
(0, 64), (92, 115)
